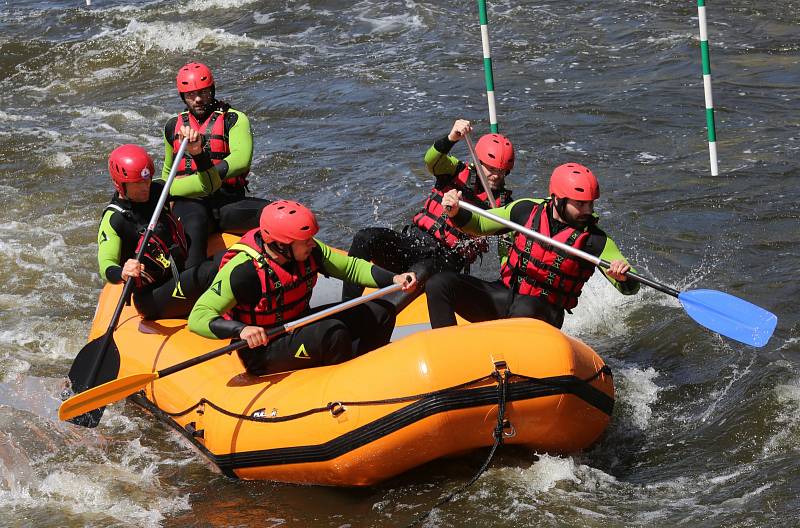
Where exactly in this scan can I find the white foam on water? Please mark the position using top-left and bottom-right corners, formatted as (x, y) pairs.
(39, 469), (190, 527)
(0, 431), (37, 495)
(123, 20), (266, 52)
(99, 0), (163, 14)
(644, 32), (695, 47)
(561, 271), (635, 337)
(636, 151), (664, 164)
(698, 348), (755, 423)
(0, 110), (37, 122)
(0, 220), (91, 280)
(44, 152), (73, 169)
(551, 140), (588, 155)
(252, 11), (276, 25)
(616, 366), (662, 431)
(183, 0), (261, 10)
(356, 9), (424, 35)
(0, 355), (31, 381)
(89, 67), (123, 82)
(495, 454), (581, 492)
(764, 378), (800, 453)
(71, 105), (152, 125)
(484, 453), (620, 519)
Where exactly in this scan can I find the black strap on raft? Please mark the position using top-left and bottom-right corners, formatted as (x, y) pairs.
(159, 372), (499, 421)
(153, 364), (612, 425)
(407, 361), (511, 528)
(406, 363), (614, 527)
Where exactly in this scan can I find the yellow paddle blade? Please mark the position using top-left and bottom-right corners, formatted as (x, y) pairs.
(58, 372), (159, 421)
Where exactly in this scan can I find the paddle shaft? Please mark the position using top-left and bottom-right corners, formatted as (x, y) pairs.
(59, 282), (407, 421)
(157, 281), (406, 378)
(463, 132), (497, 208)
(457, 201), (680, 297)
(82, 138), (190, 389)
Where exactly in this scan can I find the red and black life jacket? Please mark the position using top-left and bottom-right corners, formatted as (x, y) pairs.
(500, 200), (597, 309)
(412, 165), (513, 263)
(219, 229), (320, 327)
(105, 198), (188, 288)
(172, 110), (248, 189)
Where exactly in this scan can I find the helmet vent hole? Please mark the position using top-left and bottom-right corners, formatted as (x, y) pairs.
(575, 187), (585, 192)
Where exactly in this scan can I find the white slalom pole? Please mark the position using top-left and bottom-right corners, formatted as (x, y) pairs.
(477, 0), (499, 133)
(697, 0), (719, 176)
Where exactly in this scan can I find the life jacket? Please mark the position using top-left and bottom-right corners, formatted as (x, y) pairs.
(500, 200), (597, 309)
(219, 229), (320, 328)
(104, 196), (188, 289)
(172, 109), (248, 189)
(412, 165), (513, 263)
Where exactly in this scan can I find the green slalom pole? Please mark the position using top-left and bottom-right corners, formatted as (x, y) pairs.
(697, 0), (719, 175)
(477, 0), (499, 133)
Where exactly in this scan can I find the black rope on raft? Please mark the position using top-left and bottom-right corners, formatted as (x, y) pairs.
(406, 366), (511, 528)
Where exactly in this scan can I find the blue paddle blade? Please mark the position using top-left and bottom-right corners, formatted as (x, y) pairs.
(678, 289), (777, 347)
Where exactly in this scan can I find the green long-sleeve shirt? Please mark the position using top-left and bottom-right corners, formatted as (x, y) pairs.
(424, 136), (464, 181)
(452, 198), (640, 295)
(97, 155), (220, 283)
(162, 107), (253, 186)
(188, 239), (396, 339)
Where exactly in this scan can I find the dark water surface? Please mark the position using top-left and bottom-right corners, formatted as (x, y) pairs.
(1, 0), (799, 526)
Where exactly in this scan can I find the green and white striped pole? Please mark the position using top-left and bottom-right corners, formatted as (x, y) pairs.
(477, 0), (499, 133)
(697, 0), (719, 175)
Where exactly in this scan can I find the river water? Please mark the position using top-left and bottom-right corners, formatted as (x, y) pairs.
(1, 0), (799, 526)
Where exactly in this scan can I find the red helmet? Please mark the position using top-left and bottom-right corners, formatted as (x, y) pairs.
(108, 144), (154, 195)
(260, 200), (319, 244)
(176, 62), (214, 94)
(549, 163), (600, 200)
(475, 133), (515, 172)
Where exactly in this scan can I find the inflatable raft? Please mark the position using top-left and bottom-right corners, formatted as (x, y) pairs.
(79, 238), (615, 486)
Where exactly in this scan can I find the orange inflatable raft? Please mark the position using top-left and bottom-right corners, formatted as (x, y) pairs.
(84, 238), (614, 486)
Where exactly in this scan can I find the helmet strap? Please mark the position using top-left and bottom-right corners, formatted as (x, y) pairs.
(267, 241), (294, 261)
(554, 196), (567, 221)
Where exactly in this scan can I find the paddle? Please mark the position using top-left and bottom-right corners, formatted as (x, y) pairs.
(457, 200), (777, 347)
(63, 138), (190, 428)
(58, 281), (406, 422)
(463, 132), (497, 208)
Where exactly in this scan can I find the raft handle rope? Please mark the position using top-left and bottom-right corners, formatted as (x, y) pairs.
(154, 364), (612, 422)
(407, 363), (613, 527)
(407, 362), (510, 527)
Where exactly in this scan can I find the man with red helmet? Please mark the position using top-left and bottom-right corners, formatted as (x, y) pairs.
(163, 62), (269, 268)
(341, 119), (515, 301)
(98, 128), (221, 320)
(424, 163), (639, 329)
(189, 200), (417, 375)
